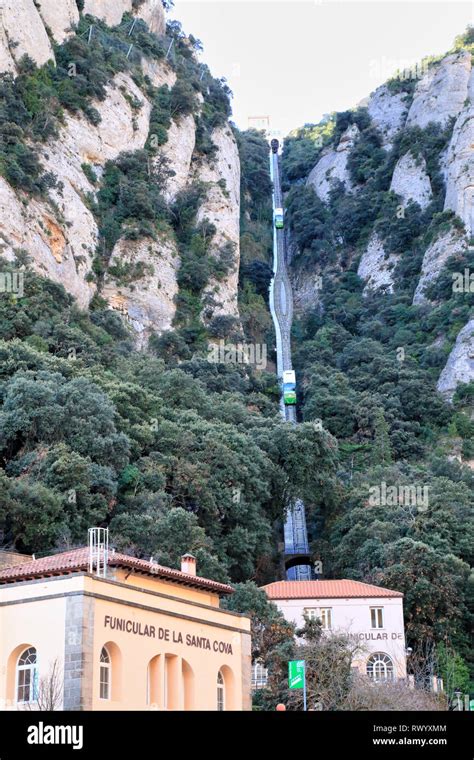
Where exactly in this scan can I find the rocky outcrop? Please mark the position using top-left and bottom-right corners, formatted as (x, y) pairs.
(142, 57), (176, 89)
(35, 0), (79, 44)
(196, 125), (241, 320)
(306, 124), (359, 202)
(0, 0), (166, 71)
(83, 0), (131, 26)
(46, 72), (152, 169)
(0, 0), (55, 71)
(406, 51), (471, 129)
(367, 84), (409, 148)
(0, 72), (152, 307)
(0, 4), (242, 345)
(390, 151), (432, 209)
(357, 233), (398, 293)
(133, 0), (166, 35)
(159, 114), (196, 202)
(443, 67), (474, 236)
(291, 267), (323, 314)
(0, 176), (95, 308)
(437, 318), (474, 400)
(413, 228), (468, 304)
(102, 120), (241, 343)
(83, 0), (165, 33)
(102, 234), (179, 349)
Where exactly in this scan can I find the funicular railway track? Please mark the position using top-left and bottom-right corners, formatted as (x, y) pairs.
(269, 145), (312, 581)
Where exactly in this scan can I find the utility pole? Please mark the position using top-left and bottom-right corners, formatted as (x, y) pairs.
(303, 663), (307, 712)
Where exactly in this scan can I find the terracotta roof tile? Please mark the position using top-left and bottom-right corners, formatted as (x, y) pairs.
(0, 547), (233, 595)
(262, 580), (403, 599)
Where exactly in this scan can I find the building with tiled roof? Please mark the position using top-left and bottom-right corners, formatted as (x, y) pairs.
(261, 578), (407, 683)
(0, 546), (233, 595)
(0, 534), (251, 711)
(263, 579), (403, 600)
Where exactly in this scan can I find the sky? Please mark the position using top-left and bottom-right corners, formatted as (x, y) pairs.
(169, 0), (474, 135)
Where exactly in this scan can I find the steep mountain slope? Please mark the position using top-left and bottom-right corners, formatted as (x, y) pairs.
(0, 4), (472, 691)
(0, 0), (240, 350)
(279, 30), (474, 686)
(0, 1), (339, 596)
(284, 34), (473, 414)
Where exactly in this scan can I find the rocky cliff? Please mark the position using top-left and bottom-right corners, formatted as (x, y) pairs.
(306, 123), (358, 201)
(0, 1), (241, 349)
(284, 37), (474, 402)
(0, 0), (166, 69)
(437, 317), (474, 400)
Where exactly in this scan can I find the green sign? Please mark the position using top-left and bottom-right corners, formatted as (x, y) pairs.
(288, 660), (305, 690)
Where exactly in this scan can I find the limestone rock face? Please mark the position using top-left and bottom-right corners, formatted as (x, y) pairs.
(82, 0), (165, 33)
(413, 229), (468, 304)
(47, 72), (152, 168)
(437, 318), (474, 400)
(82, 0), (131, 26)
(141, 57), (176, 89)
(0, 0), (55, 70)
(0, 20), (14, 73)
(357, 233), (398, 293)
(0, 4), (242, 345)
(406, 52), (471, 129)
(159, 114), (196, 202)
(291, 267), (322, 314)
(443, 67), (474, 236)
(41, 72), (152, 302)
(196, 125), (241, 320)
(0, 176), (95, 308)
(367, 84), (409, 148)
(306, 124), (359, 202)
(35, 0), (79, 44)
(134, 0), (166, 35)
(390, 151), (432, 209)
(0, 72), (152, 308)
(102, 235), (179, 349)
(0, 0), (166, 71)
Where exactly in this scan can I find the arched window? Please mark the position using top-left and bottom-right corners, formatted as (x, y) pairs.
(367, 653), (394, 682)
(217, 671), (225, 711)
(99, 646), (111, 700)
(16, 647), (38, 703)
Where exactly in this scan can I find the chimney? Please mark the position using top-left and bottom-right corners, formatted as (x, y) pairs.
(181, 553), (197, 576)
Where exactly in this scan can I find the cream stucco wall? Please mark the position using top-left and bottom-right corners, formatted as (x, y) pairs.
(0, 573), (251, 711)
(0, 579), (70, 710)
(273, 596), (407, 679)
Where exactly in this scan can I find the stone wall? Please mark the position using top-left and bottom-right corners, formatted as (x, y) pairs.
(63, 593), (95, 711)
